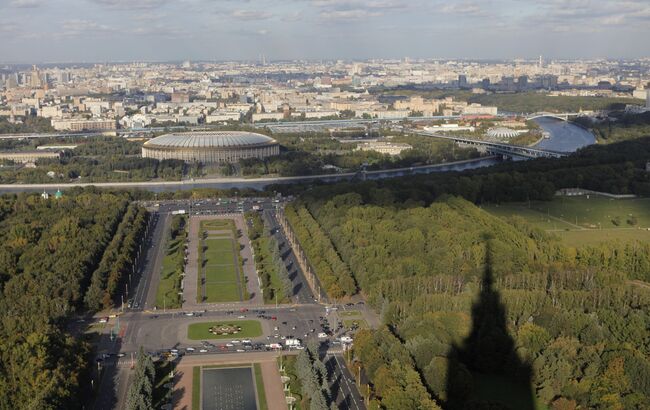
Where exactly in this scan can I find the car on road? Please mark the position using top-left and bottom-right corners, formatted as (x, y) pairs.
(186, 347), (195, 352)
(225, 343), (234, 347)
(185, 312), (194, 316)
(117, 353), (125, 357)
(236, 349), (245, 352)
(238, 315), (246, 319)
(199, 349), (208, 353)
(242, 339), (252, 344)
(98, 317), (108, 323)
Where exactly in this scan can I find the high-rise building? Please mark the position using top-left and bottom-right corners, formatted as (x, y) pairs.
(646, 89), (650, 109)
(518, 75), (528, 89)
(29, 65), (41, 88)
(458, 74), (468, 88)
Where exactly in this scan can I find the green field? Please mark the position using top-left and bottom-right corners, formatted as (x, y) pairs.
(192, 366), (200, 410)
(253, 363), (268, 410)
(484, 196), (650, 245)
(156, 227), (186, 309)
(201, 219), (236, 232)
(205, 283), (241, 302)
(198, 220), (243, 302)
(187, 320), (263, 340)
(339, 310), (362, 318)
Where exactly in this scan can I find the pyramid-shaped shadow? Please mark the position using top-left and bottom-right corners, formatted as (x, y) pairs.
(444, 239), (535, 410)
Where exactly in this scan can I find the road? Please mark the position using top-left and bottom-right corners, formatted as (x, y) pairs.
(130, 211), (171, 311)
(325, 354), (366, 410)
(264, 209), (316, 304)
(0, 156), (499, 193)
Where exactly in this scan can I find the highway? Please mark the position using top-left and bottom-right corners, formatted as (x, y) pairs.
(0, 156), (499, 194)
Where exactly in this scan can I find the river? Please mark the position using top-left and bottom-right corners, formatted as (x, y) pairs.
(532, 117), (596, 152)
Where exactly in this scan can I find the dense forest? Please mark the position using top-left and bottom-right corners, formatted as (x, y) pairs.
(237, 135), (475, 177)
(288, 194), (650, 409)
(0, 188), (139, 408)
(285, 138), (650, 408)
(0, 116), (54, 134)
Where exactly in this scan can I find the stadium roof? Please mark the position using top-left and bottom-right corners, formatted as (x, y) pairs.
(144, 131), (276, 148)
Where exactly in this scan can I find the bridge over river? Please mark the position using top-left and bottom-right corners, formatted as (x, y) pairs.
(414, 130), (567, 159)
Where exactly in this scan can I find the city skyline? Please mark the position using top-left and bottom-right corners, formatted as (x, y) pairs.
(1, 0), (649, 63)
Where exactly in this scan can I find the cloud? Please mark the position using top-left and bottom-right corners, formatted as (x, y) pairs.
(319, 8), (381, 21)
(59, 19), (116, 36)
(228, 9), (273, 20)
(88, 0), (170, 10)
(439, 2), (487, 17)
(9, 0), (42, 7)
(281, 11), (303, 22)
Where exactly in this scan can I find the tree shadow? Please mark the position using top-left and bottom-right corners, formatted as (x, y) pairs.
(444, 239), (534, 410)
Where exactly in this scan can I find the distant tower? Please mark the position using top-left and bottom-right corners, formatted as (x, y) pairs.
(458, 74), (468, 88)
(538, 55), (543, 68)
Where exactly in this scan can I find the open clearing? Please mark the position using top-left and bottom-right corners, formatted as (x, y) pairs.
(484, 196), (650, 246)
(187, 320), (263, 340)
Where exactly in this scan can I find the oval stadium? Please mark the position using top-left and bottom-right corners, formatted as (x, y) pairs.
(141, 131), (280, 163)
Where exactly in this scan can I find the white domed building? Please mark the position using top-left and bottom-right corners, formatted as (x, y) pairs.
(486, 127), (524, 139)
(141, 131), (280, 163)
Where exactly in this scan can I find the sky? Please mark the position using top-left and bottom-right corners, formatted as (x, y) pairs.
(0, 0), (649, 63)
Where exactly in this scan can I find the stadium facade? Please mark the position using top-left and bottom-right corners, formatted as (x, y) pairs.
(141, 131), (280, 163)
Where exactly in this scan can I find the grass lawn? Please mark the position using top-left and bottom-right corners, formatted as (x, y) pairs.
(187, 320), (263, 340)
(198, 229), (244, 302)
(156, 235), (185, 309)
(204, 238), (234, 253)
(343, 318), (368, 329)
(205, 264), (238, 283)
(204, 283), (241, 302)
(201, 219), (236, 232)
(192, 366), (200, 410)
(484, 196), (650, 245)
(339, 310), (362, 318)
(204, 249), (236, 266)
(253, 363), (268, 410)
